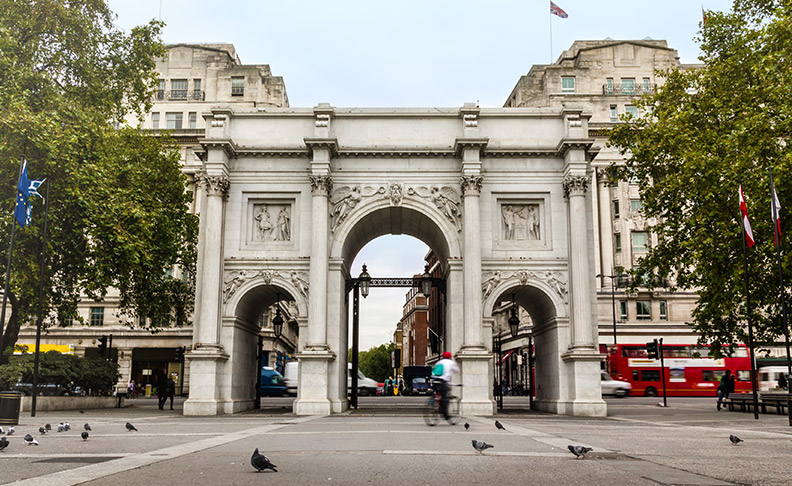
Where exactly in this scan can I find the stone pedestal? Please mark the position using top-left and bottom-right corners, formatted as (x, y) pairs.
(457, 348), (496, 415)
(294, 350), (335, 415)
(182, 347), (229, 416)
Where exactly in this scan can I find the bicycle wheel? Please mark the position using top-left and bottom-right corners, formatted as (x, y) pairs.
(447, 397), (461, 425)
(423, 397), (440, 426)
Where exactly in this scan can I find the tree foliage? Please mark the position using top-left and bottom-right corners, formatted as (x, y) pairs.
(0, 0), (198, 363)
(0, 351), (120, 395)
(352, 342), (395, 382)
(608, 1), (792, 355)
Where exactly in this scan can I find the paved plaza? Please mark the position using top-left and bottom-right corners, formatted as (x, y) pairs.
(1, 396), (791, 485)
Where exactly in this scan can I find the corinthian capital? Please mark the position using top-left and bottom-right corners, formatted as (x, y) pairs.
(460, 175), (483, 196)
(201, 174), (230, 198)
(309, 175), (333, 196)
(563, 175), (589, 198)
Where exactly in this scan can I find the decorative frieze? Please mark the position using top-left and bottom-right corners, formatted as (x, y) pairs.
(407, 185), (463, 232)
(460, 175), (483, 196)
(482, 270), (567, 302)
(309, 175), (333, 196)
(223, 269), (309, 304)
(563, 175), (589, 198)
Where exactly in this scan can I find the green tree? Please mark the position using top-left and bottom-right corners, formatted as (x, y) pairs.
(608, 1), (792, 355)
(0, 351), (119, 395)
(0, 0), (198, 364)
(352, 342), (395, 382)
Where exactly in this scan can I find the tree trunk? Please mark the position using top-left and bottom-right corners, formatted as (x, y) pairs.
(0, 291), (19, 366)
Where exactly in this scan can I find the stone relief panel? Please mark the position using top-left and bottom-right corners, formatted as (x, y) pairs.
(406, 185), (463, 231)
(482, 270), (567, 302)
(329, 185), (386, 232)
(253, 203), (292, 242)
(223, 269), (309, 304)
(501, 203), (540, 241)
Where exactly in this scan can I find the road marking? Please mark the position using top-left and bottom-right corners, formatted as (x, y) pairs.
(8, 415), (321, 486)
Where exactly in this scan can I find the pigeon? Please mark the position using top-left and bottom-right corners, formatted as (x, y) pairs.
(24, 434), (39, 446)
(6, 427), (14, 436)
(0, 437), (8, 451)
(495, 420), (505, 430)
(729, 434), (744, 445)
(79, 410), (85, 414)
(84, 423), (91, 431)
(251, 448), (277, 472)
(81, 432), (89, 441)
(45, 424), (51, 431)
(125, 422), (137, 432)
(63, 422), (71, 431)
(472, 440), (494, 454)
(568, 445), (593, 459)
(464, 422), (470, 430)
(57, 425), (64, 433)
(39, 427), (46, 435)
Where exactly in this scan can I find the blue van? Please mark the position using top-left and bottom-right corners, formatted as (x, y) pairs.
(260, 366), (287, 397)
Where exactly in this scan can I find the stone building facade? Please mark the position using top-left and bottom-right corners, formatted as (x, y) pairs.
(400, 284), (429, 367)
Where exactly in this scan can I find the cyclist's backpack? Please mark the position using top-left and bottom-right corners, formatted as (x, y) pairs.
(431, 363), (444, 377)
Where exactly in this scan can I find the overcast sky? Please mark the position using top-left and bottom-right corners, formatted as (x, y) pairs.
(108, 0), (733, 349)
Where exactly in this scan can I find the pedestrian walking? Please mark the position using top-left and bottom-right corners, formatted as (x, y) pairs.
(779, 372), (788, 390)
(166, 375), (176, 410)
(157, 370), (169, 410)
(127, 379), (135, 399)
(716, 369), (734, 411)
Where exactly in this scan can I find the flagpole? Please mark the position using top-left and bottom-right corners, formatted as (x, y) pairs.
(739, 178), (760, 420)
(31, 180), (49, 417)
(0, 155), (26, 361)
(549, 11), (553, 64)
(769, 168), (792, 426)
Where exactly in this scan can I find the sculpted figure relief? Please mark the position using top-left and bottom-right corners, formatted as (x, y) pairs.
(329, 185), (386, 232)
(276, 207), (291, 241)
(254, 204), (291, 242)
(501, 204), (539, 241)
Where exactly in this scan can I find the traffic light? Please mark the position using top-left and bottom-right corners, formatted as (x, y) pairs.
(646, 339), (659, 359)
(174, 346), (184, 363)
(97, 335), (108, 358)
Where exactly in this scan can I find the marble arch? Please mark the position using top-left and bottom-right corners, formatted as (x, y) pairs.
(183, 103), (606, 417)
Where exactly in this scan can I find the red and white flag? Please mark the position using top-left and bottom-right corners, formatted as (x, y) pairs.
(550, 1), (568, 18)
(772, 185), (782, 245)
(740, 184), (755, 248)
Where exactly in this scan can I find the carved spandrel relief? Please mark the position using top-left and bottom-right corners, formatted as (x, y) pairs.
(482, 270), (567, 302)
(388, 183), (403, 206)
(253, 204), (291, 241)
(329, 185), (385, 232)
(223, 269), (309, 304)
(501, 204), (540, 241)
(407, 185), (463, 232)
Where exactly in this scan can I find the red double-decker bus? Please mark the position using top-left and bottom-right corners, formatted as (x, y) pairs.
(607, 344), (752, 397)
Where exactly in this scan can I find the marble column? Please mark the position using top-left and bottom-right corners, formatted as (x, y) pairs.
(564, 175), (596, 349)
(461, 175), (484, 348)
(596, 168), (615, 281)
(306, 175), (332, 350)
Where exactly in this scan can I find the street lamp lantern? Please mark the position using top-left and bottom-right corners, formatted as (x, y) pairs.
(508, 293), (520, 337)
(272, 292), (284, 338)
(359, 264), (371, 298)
(421, 264), (433, 298)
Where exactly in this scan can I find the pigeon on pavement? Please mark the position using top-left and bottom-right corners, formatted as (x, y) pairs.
(0, 426), (4, 434)
(45, 424), (51, 431)
(730, 434), (744, 445)
(79, 410), (85, 414)
(251, 448), (277, 472)
(125, 422), (137, 432)
(39, 427), (46, 435)
(57, 425), (64, 433)
(0, 437), (8, 451)
(495, 420), (505, 430)
(6, 427), (14, 436)
(568, 445), (593, 459)
(81, 432), (89, 441)
(472, 440), (494, 453)
(84, 423), (91, 431)
(464, 422), (470, 430)
(24, 434), (39, 446)
(63, 422), (71, 431)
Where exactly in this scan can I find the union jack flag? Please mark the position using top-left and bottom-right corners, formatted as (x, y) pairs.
(550, 1), (568, 18)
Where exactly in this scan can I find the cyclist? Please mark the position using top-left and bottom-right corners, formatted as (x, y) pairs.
(432, 351), (459, 422)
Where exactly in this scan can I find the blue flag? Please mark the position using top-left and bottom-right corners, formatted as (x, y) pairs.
(14, 160), (45, 227)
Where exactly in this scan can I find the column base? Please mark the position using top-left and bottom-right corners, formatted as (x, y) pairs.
(456, 346), (495, 416)
(183, 348), (229, 416)
(560, 346), (607, 417)
(293, 348), (336, 415)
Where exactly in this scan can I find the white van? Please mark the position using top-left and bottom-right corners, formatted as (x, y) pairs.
(758, 366), (790, 391)
(283, 361), (298, 396)
(348, 363), (379, 396)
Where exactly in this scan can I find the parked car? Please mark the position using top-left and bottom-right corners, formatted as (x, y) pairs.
(407, 376), (433, 396)
(259, 367), (287, 397)
(348, 363), (379, 396)
(12, 383), (83, 396)
(600, 372), (631, 397)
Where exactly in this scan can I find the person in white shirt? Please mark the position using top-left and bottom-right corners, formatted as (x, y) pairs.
(434, 351), (460, 421)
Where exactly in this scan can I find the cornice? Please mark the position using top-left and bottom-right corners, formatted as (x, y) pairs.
(453, 137), (489, 157)
(304, 137), (339, 157)
(556, 138), (595, 158)
(199, 139), (237, 158)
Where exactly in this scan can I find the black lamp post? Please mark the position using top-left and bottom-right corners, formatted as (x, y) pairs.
(421, 265), (433, 298)
(596, 273), (619, 346)
(359, 264), (371, 298)
(509, 293), (520, 338)
(272, 293), (284, 339)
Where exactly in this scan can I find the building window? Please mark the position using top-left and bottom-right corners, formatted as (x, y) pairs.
(615, 233), (622, 253)
(613, 200), (620, 218)
(189, 112), (197, 129)
(231, 76), (245, 96)
(609, 104), (618, 122)
(170, 79), (187, 99)
(605, 78), (614, 94)
(151, 112), (160, 130)
(619, 301), (628, 320)
(636, 301), (651, 320)
(561, 76), (575, 93)
(631, 231), (648, 252)
(621, 78), (635, 95)
(165, 112), (183, 129)
(630, 200), (643, 213)
(193, 79), (202, 100)
(157, 79), (165, 100)
(89, 307), (104, 326)
(625, 105), (638, 118)
(659, 301), (668, 320)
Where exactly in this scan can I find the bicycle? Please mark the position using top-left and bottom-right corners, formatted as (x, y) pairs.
(423, 380), (461, 426)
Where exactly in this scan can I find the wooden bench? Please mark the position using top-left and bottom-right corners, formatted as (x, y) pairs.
(759, 393), (790, 415)
(724, 393), (790, 415)
(724, 394), (754, 412)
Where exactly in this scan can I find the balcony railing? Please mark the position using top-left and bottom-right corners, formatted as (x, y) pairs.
(602, 83), (656, 96)
(153, 90), (205, 101)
